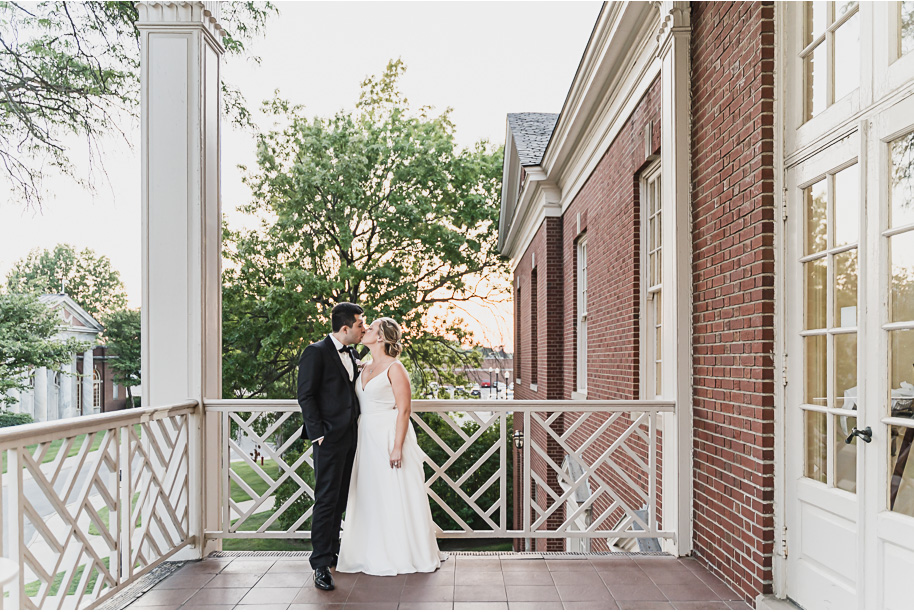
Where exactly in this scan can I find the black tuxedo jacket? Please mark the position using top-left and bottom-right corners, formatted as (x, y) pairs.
(297, 336), (360, 443)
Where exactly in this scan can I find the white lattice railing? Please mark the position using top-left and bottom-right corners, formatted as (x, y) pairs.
(205, 399), (676, 544)
(0, 401), (198, 610)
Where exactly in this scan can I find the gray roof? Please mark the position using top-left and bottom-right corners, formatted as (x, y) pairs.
(507, 113), (559, 166)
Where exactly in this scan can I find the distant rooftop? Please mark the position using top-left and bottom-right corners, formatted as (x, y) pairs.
(507, 113), (559, 166)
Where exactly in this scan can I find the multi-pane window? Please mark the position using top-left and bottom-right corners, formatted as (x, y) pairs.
(530, 268), (538, 387)
(644, 167), (663, 398)
(888, 132), (914, 517)
(900, 1), (914, 58)
(516, 285), (522, 383)
(802, 1), (860, 121)
(802, 163), (860, 493)
(576, 238), (588, 394)
(93, 368), (102, 409)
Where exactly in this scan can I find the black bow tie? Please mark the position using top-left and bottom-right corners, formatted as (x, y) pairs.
(338, 345), (353, 355)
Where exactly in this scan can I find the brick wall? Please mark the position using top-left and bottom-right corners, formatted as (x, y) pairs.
(690, 1), (776, 602)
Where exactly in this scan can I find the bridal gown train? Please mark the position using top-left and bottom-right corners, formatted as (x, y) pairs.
(336, 362), (447, 576)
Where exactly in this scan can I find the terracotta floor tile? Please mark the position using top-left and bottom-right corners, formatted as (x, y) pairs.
(589, 558), (642, 571)
(500, 560), (549, 572)
(544, 560), (594, 572)
(178, 606), (229, 610)
(346, 584), (405, 603)
(454, 603), (508, 610)
(256, 573), (313, 589)
(644, 569), (700, 585)
(355, 573), (409, 587)
(125, 605), (174, 610)
(606, 583), (666, 602)
(398, 601), (453, 609)
(455, 570), (505, 586)
(556, 584), (613, 602)
(156, 572), (215, 589)
(238, 587), (302, 605)
(182, 587), (252, 607)
(131, 588), (199, 607)
(656, 582), (719, 602)
(549, 571), (603, 586)
(726, 601), (752, 610)
(454, 584), (508, 602)
(507, 603), (564, 610)
(221, 560), (276, 574)
(563, 601), (620, 610)
(455, 559), (502, 572)
(206, 573), (262, 589)
(707, 580), (742, 601)
(288, 605), (345, 610)
(399, 585), (455, 602)
(502, 571), (554, 586)
(670, 601), (730, 610)
(292, 585), (353, 604)
(404, 571), (456, 586)
(597, 569), (650, 585)
(233, 605), (288, 610)
(268, 560), (314, 574)
(616, 602), (674, 610)
(505, 585), (561, 602)
(342, 603), (399, 609)
(181, 559), (233, 573)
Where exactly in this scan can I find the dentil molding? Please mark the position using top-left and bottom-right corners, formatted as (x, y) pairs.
(136, 1), (224, 39)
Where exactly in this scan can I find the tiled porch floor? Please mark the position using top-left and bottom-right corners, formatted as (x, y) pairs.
(123, 553), (752, 610)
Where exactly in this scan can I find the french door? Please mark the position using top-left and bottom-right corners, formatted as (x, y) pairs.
(785, 100), (914, 609)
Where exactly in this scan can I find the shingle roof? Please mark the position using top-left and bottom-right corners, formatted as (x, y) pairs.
(507, 113), (559, 166)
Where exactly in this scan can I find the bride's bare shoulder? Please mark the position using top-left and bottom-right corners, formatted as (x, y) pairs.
(387, 360), (409, 380)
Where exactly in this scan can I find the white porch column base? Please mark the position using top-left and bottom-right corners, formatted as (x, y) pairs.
(137, 0), (224, 559)
(656, 0), (693, 557)
(82, 349), (94, 414)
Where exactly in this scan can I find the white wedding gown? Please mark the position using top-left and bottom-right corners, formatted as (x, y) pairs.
(336, 362), (447, 575)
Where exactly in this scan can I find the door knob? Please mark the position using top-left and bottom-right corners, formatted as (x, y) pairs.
(845, 426), (872, 444)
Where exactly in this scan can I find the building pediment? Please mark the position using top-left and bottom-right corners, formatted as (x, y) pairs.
(38, 294), (104, 336)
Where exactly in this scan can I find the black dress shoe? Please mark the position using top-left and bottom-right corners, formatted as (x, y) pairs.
(314, 566), (334, 591)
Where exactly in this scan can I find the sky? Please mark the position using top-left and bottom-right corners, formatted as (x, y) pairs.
(0, 1), (602, 351)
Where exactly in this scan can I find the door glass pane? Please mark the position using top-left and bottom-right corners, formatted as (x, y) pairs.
(890, 329), (914, 405)
(901, 1), (914, 57)
(834, 13), (860, 101)
(890, 234), (914, 323)
(891, 424), (914, 516)
(806, 179), (828, 254)
(805, 43), (828, 120)
(836, 415), (857, 493)
(806, 335), (828, 406)
(806, 1), (829, 46)
(807, 258), (827, 329)
(835, 249), (858, 326)
(806, 410), (828, 482)
(834, 333), (858, 409)
(834, 164), (859, 247)
(890, 132), (914, 228)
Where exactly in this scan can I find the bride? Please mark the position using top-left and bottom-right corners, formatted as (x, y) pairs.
(336, 317), (447, 575)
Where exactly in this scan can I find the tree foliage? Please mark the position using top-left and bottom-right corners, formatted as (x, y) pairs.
(0, 291), (90, 408)
(5, 243), (127, 319)
(99, 308), (140, 407)
(0, 1), (277, 207)
(222, 60), (507, 400)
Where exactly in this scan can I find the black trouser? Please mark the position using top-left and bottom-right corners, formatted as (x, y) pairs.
(309, 424), (357, 569)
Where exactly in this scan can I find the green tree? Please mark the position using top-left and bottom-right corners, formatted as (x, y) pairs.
(223, 59), (506, 400)
(0, 1), (277, 207)
(100, 308), (140, 407)
(0, 292), (90, 408)
(6, 243), (127, 319)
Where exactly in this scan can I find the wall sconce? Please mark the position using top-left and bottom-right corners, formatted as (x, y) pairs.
(513, 429), (524, 449)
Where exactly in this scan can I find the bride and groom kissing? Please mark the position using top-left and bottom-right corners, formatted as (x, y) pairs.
(297, 302), (447, 591)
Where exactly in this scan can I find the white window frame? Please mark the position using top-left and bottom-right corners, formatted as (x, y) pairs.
(641, 162), (663, 400)
(576, 237), (588, 396)
(93, 368), (102, 409)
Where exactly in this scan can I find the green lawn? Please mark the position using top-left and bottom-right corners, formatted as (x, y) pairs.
(223, 509), (311, 552)
(23, 557), (110, 598)
(87, 493), (140, 536)
(230, 458), (281, 503)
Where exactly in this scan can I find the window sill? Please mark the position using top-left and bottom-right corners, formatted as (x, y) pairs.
(529, 384), (538, 393)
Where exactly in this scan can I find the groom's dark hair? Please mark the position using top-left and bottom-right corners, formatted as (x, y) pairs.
(331, 302), (364, 332)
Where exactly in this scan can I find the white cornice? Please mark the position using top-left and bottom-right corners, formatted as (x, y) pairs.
(499, 1), (662, 262)
(136, 1), (225, 49)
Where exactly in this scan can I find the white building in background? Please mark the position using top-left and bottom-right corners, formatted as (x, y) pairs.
(6, 294), (104, 421)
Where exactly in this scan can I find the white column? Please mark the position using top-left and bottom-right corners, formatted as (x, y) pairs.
(137, 0), (224, 558)
(59, 357), (75, 420)
(657, 0), (693, 557)
(33, 367), (48, 422)
(82, 349), (95, 415)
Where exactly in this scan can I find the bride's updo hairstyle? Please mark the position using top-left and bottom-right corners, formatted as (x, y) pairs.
(376, 317), (403, 358)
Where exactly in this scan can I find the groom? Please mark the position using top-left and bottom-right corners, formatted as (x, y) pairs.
(298, 302), (366, 591)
